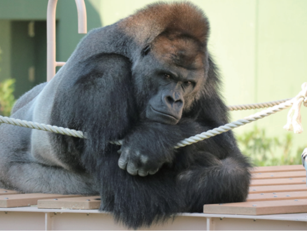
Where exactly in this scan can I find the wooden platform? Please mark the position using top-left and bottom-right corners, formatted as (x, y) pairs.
(204, 164), (307, 216)
(0, 165), (306, 230)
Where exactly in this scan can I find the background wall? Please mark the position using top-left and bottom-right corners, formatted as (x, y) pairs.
(0, 0), (306, 163)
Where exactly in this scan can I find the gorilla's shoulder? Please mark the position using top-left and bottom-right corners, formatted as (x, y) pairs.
(12, 82), (47, 114)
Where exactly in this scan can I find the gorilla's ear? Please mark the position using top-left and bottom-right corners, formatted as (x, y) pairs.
(141, 45), (151, 56)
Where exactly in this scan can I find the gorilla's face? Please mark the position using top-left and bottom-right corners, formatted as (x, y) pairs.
(133, 33), (206, 125)
(145, 71), (198, 125)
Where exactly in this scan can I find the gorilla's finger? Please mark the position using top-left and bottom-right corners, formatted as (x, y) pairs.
(127, 162), (138, 175)
(117, 148), (122, 154)
(118, 148), (129, 169)
(118, 158), (127, 170)
(148, 168), (159, 175)
(137, 169), (148, 177)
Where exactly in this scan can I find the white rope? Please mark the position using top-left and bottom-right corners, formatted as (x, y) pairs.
(0, 98), (296, 147)
(174, 82), (307, 148)
(228, 98), (291, 111)
(283, 83), (307, 134)
(0, 116), (85, 138)
(0, 83), (306, 148)
(174, 98), (295, 148)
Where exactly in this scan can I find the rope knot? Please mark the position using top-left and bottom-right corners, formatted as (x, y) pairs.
(283, 82), (307, 134)
(303, 96), (307, 107)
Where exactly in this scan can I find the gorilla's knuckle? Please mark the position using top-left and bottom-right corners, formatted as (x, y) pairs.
(122, 147), (130, 154)
(134, 150), (141, 158)
(118, 158), (127, 170)
(148, 168), (159, 175)
(137, 169), (148, 177)
(140, 154), (149, 164)
(127, 163), (138, 176)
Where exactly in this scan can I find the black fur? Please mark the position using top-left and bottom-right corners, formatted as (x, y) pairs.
(0, 2), (251, 229)
(49, 2), (251, 228)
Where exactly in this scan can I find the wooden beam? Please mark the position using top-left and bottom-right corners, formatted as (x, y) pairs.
(249, 184), (307, 193)
(38, 196), (100, 210)
(203, 199), (307, 215)
(250, 165), (304, 173)
(250, 177), (306, 186)
(252, 171), (305, 179)
(0, 194), (81, 208)
(247, 191), (307, 201)
(0, 189), (19, 195)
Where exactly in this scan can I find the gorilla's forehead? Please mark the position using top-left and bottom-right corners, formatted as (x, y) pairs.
(152, 35), (204, 71)
(152, 56), (205, 83)
(118, 2), (209, 47)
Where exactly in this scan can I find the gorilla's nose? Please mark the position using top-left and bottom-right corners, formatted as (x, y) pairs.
(164, 93), (183, 109)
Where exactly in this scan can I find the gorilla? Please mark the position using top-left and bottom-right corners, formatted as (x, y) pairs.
(0, 2), (251, 229)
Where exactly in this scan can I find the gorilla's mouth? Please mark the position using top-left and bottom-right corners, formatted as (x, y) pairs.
(148, 106), (179, 124)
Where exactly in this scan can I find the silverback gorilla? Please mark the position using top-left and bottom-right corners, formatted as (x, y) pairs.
(0, 2), (251, 229)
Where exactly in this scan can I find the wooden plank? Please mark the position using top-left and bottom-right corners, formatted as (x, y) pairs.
(250, 165), (304, 173)
(249, 184), (307, 193)
(203, 199), (307, 215)
(247, 191), (307, 201)
(250, 177), (306, 186)
(202, 165), (307, 216)
(38, 196), (100, 210)
(252, 171), (306, 179)
(0, 189), (19, 195)
(0, 194), (81, 208)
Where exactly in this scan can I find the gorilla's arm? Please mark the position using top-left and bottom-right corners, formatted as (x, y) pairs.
(118, 121), (192, 176)
(49, 53), (137, 168)
(50, 51), (206, 177)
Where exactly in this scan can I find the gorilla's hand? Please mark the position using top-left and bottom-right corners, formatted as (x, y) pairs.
(117, 123), (177, 176)
(117, 143), (162, 176)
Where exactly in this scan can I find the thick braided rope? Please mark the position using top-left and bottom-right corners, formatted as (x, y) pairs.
(0, 115), (124, 146)
(0, 115), (85, 138)
(0, 98), (294, 148)
(174, 99), (294, 148)
(228, 98), (291, 111)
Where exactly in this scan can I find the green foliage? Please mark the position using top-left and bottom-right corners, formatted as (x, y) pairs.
(0, 47), (16, 116)
(0, 47), (2, 72)
(0, 79), (16, 116)
(236, 126), (304, 166)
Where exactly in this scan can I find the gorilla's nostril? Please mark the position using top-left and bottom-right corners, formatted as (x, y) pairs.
(165, 96), (183, 107)
(174, 99), (183, 108)
(166, 96), (174, 104)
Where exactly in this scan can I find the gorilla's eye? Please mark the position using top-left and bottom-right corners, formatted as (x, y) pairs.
(182, 81), (195, 90)
(184, 81), (192, 86)
(142, 45), (151, 56)
(164, 74), (171, 79)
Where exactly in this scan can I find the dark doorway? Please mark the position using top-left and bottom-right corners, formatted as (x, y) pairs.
(11, 20), (46, 98)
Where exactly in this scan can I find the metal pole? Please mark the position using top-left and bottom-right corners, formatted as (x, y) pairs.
(75, 0), (87, 34)
(47, 0), (58, 82)
(46, 0), (87, 81)
(302, 148), (307, 186)
(206, 217), (213, 231)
